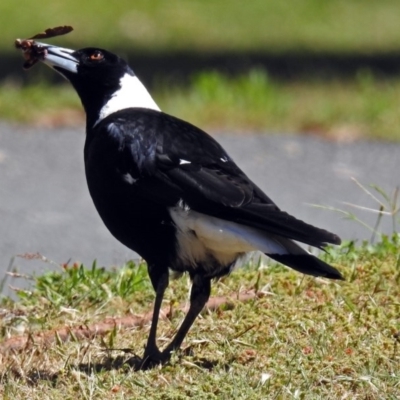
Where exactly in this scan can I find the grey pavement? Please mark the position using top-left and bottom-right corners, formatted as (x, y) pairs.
(1, 122), (399, 295)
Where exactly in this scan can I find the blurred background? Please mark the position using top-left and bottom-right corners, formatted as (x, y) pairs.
(1, 0), (400, 289)
(2, 0), (400, 139)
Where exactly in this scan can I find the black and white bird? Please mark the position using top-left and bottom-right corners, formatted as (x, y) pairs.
(31, 43), (342, 367)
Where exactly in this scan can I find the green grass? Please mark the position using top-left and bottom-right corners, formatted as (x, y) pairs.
(0, 81), (83, 127)
(5, 1), (400, 140)
(3, 70), (400, 141)
(159, 70), (400, 141)
(3, 0), (400, 54)
(1, 236), (400, 398)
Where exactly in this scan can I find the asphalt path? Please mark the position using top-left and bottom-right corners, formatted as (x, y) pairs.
(1, 122), (399, 295)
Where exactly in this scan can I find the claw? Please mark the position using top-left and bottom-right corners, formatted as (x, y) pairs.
(140, 347), (171, 370)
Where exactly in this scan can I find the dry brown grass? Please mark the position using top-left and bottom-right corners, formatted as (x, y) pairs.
(0, 239), (399, 398)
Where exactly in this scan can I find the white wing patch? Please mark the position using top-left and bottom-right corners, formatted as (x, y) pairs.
(122, 173), (137, 185)
(95, 73), (160, 126)
(169, 202), (304, 269)
(179, 159), (191, 165)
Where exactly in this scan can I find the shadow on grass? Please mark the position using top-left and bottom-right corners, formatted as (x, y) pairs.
(6, 351), (225, 387)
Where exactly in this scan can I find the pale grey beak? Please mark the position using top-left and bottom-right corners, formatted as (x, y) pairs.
(36, 42), (78, 74)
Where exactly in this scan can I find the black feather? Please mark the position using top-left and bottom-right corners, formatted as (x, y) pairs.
(268, 254), (344, 280)
(95, 108), (341, 250)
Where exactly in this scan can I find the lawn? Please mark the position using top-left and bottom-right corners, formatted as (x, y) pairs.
(0, 236), (400, 398)
(2, 0), (400, 54)
(3, 1), (400, 140)
(2, 70), (400, 141)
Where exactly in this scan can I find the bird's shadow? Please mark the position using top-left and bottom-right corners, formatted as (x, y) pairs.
(9, 352), (224, 386)
(78, 353), (221, 374)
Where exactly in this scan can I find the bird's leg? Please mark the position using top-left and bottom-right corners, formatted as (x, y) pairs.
(141, 266), (169, 367)
(161, 274), (211, 358)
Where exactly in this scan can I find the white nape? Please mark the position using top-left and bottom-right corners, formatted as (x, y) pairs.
(96, 73), (160, 125)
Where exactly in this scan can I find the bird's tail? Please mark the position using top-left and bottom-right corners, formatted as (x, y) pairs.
(265, 237), (343, 280)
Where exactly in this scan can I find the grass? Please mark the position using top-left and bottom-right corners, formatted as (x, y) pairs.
(3, 0), (400, 54)
(1, 237), (400, 398)
(2, 70), (400, 141)
(159, 70), (400, 141)
(0, 81), (82, 127)
(5, 1), (400, 140)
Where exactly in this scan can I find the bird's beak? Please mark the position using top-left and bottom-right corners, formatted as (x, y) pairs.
(36, 43), (79, 74)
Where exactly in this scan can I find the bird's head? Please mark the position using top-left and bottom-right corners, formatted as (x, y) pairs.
(36, 44), (160, 128)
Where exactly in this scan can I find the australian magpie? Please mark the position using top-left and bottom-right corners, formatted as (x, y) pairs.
(30, 43), (342, 367)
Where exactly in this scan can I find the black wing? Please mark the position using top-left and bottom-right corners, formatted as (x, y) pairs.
(99, 108), (341, 248)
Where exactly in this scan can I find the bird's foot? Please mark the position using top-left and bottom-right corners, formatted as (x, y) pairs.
(139, 347), (172, 370)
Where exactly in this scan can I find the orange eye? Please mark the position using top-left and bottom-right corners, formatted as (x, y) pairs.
(89, 51), (104, 61)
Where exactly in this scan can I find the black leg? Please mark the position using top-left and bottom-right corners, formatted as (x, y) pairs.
(141, 265), (169, 367)
(162, 274), (211, 358)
